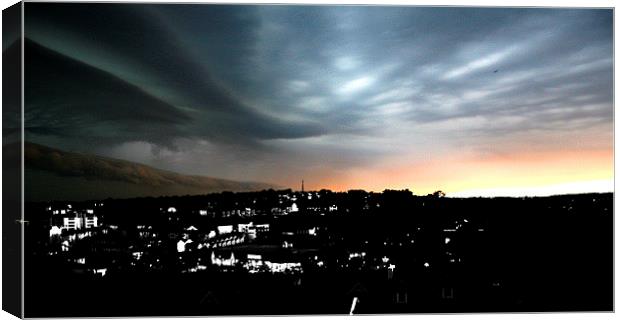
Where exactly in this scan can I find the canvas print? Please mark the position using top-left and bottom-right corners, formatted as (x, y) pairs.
(2, 3), (614, 317)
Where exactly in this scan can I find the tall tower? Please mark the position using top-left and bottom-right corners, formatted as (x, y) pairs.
(300, 180), (305, 214)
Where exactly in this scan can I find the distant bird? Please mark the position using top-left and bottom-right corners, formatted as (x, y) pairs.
(493, 69), (499, 73)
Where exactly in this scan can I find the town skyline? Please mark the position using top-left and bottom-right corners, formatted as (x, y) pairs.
(24, 188), (613, 316)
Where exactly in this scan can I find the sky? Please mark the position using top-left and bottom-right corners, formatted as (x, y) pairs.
(22, 4), (613, 196)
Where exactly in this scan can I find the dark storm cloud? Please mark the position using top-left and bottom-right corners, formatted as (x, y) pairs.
(23, 4), (613, 185)
(22, 38), (189, 147)
(24, 3), (325, 148)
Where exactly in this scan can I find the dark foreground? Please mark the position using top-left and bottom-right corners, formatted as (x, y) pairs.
(24, 190), (613, 316)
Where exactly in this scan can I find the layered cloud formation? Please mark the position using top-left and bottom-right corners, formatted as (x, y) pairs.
(23, 142), (277, 201)
(22, 4), (613, 195)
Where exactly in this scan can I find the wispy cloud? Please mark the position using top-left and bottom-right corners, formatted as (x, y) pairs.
(22, 4), (613, 191)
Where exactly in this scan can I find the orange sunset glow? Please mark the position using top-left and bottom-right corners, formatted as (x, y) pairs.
(299, 148), (613, 197)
